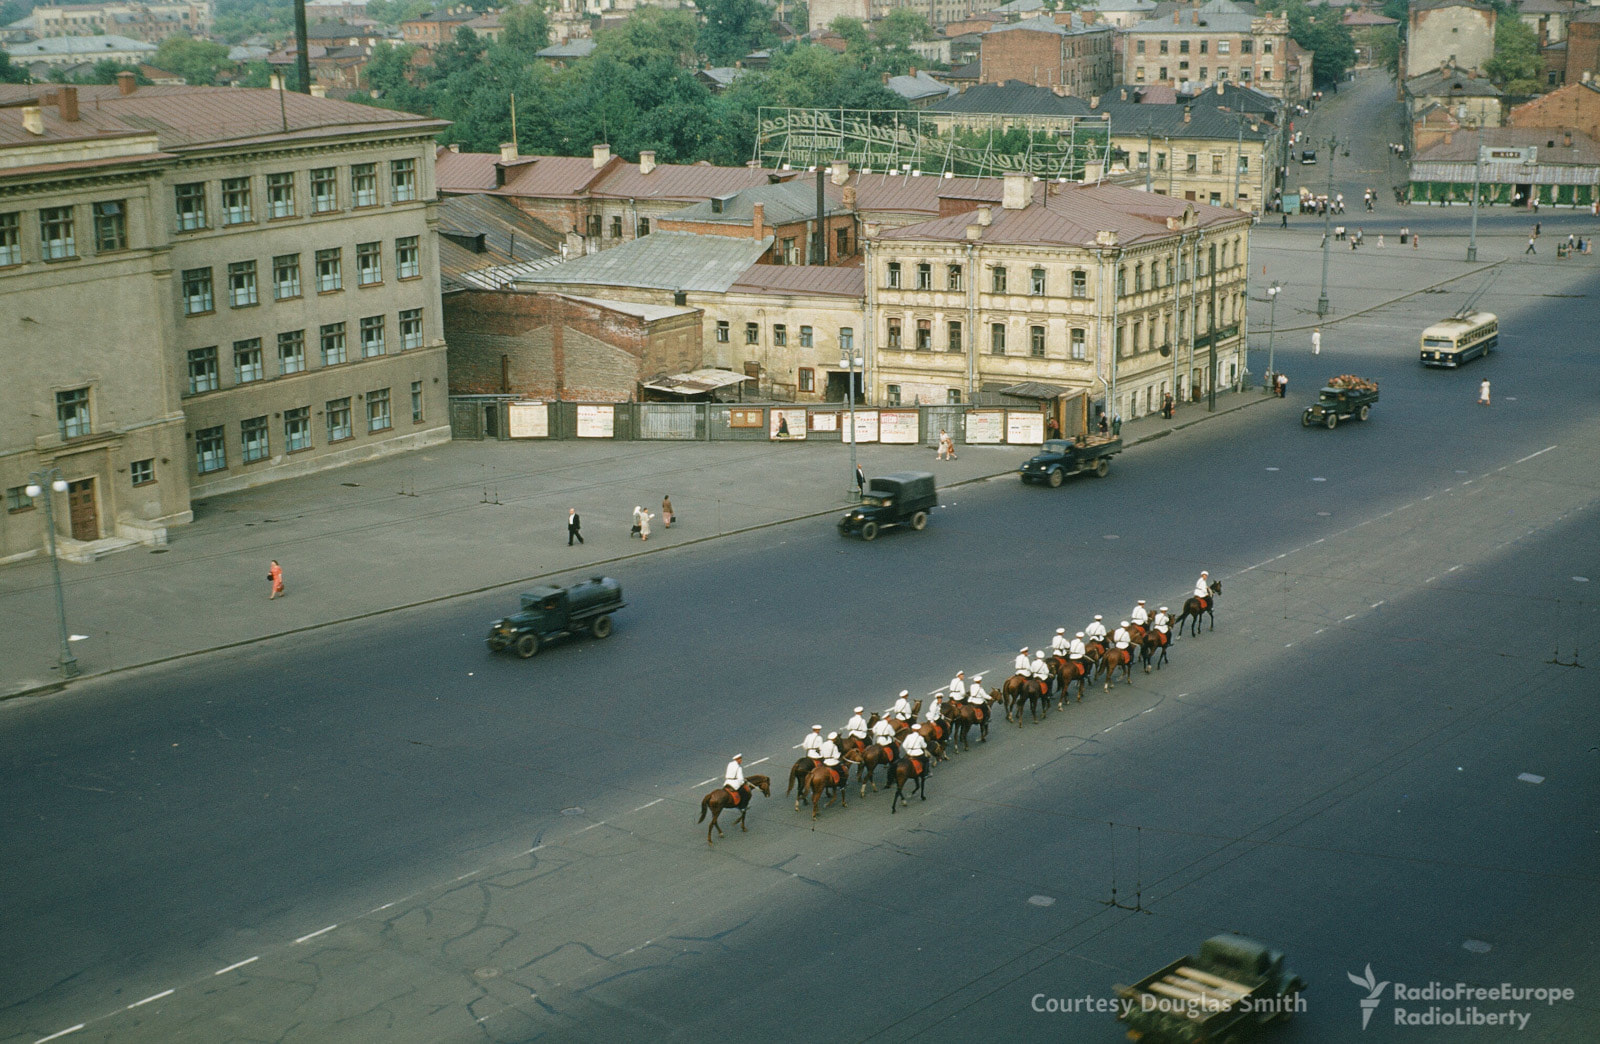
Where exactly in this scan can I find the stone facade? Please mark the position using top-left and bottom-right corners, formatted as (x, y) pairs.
(1406, 0), (1497, 79)
(1124, 8), (1301, 102)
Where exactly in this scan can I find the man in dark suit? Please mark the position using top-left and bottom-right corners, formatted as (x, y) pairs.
(567, 508), (583, 545)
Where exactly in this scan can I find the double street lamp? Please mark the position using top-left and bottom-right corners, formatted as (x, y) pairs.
(840, 348), (863, 496)
(1265, 282), (1284, 390)
(24, 467), (79, 679)
(1316, 135), (1348, 318)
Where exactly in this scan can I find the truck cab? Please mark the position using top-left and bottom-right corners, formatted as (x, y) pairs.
(838, 471), (937, 540)
(1018, 436), (1120, 486)
(487, 577), (626, 658)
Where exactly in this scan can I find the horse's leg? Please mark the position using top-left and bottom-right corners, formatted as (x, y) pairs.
(891, 778), (901, 814)
(738, 806), (749, 832)
(707, 806), (716, 845)
(1207, 609), (1215, 632)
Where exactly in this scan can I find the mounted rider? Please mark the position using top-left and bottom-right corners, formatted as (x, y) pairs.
(1113, 621), (1132, 650)
(1014, 647), (1031, 674)
(967, 675), (991, 716)
(870, 713), (897, 748)
(1029, 651), (1049, 682)
(1051, 628), (1070, 656)
(1153, 606), (1171, 637)
(900, 727), (929, 770)
(1130, 600), (1149, 626)
(818, 732), (842, 768)
(925, 695), (944, 724)
(1068, 632), (1087, 660)
(948, 671), (966, 703)
(889, 690), (914, 722)
(1085, 615), (1108, 644)
(724, 754), (746, 796)
(1194, 571), (1212, 607)
(845, 707), (869, 741)
(800, 725), (825, 761)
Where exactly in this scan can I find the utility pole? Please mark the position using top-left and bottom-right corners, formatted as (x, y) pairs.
(1145, 123), (1154, 194)
(1466, 122), (1482, 262)
(1316, 135), (1346, 318)
(1207, 241), (1218, 412)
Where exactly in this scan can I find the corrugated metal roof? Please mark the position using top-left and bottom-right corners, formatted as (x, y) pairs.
(664, 179), (849, 226)
(514, 231), (773, 293)
(642, 368), (751, 394)
(590, 160), (787, 201)
(562, 295), (701, 321)
(728, 263), (865, 297)
(1415, 127), (1600, 165)
(850, 172), (1007, 215)
(926, 80), (1096, 116)
(1404, 67), (1504, 97)
(437, 194), (562, 292)
(988, 13), (1107, 35)
(449, 256), (569, 291)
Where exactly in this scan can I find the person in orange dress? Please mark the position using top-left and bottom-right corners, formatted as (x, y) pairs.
(268, 559), (285, 599)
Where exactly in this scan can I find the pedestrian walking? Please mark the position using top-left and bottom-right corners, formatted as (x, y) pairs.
(1525, 237), (1537, 255)
(639, 510), (653, 542)
(1280, 211), (1288, 228)
(1534, 222), (1541, 237)
(936, 428), (949, 460)
(1478, 379), (1491, 406)
(268, 559), (285, 599)
(855, 465), (866, 496)
(1413, 232), (1419, 250)
(631, 505), (643, 539)
(1276, 372), (1289, 398)
(1162, 392), (1175, 419)
(661, 495), (674, 528)
(567, 508), (584, 545)
(1377, 234), (1384, 248)
(1312, 328), (1322, 355)
(1098, 412), (1110, 436)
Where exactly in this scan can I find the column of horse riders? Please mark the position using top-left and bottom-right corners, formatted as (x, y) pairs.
(699, 574), (1221, 838)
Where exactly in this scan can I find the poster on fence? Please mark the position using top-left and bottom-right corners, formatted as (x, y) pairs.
(576, 404), (614, 438)
(965, 410), (1005, 444)
(769, 408), (807, 441)
(809, 411), (839, 432)
(1006, 411), (1045, 445)
(847, 410), (879, 443)
(508, 402), (548, 438)
(879, 410), (919, 444)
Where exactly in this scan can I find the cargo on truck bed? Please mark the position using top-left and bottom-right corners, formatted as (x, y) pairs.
(1115, 934), (1306, 1043)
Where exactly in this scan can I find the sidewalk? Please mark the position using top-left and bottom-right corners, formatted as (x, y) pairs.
(0, 391), (1273, 699)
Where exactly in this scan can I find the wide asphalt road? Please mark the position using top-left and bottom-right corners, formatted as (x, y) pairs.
(4, 250), (1599, 1040)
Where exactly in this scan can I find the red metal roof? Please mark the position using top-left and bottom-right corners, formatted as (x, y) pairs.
(849, 172), (1008, 215)
(589, 161), (793, 201)
(728, 263), (865, 297)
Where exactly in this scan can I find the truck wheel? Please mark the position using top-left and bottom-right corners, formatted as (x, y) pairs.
(1047, 468), (1064, 488)
(1301, 412), (1313, 427)
(910, 510), (928, 531)
(487, 635), (507, 652)
(590, 614), (613, 639)
(860, 521), (879, 541)
(1324, 412), (1338, 430)
(1358, 405), (1371, 421)
(514, 634), (539, 658)
(1094, 457), (1110, 478)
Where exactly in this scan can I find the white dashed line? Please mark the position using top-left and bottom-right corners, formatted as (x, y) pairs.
(1515, 445), (1556, 464)
(128, 990), (174, 1009)
(34, 1025), (84, 1044)
(214, 957), (259, 976)
(1103, 723), (1123, 733)
(1371, 601), (1385, 608)
(1447, 565), (1462, 573)
(1343, 614), (1357, 621)
(631, 799), (664, 813)
(748, 757), (770, 767)
(455, 871), (480, 881)
(1425, 577), (1437, 584)
(694, 778), (717, 788)
(294, 925), (338, 944)
(578, 821), (606, 833)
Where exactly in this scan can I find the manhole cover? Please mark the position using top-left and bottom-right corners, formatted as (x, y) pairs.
(561, 807), (585, 816)
(1311, 477), (1327, 483)
(1316, 511), (1332, 516)
(1027, 895), (1056, 907)
(475, 967), (501, 979)
(1463, 940), (1492, 954)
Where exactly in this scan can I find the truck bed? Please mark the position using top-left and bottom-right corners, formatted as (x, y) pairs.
(1118, 959), (1263, 1032)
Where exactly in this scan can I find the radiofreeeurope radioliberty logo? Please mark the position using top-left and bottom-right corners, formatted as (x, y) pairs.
(1346, 963), (1574, 1031)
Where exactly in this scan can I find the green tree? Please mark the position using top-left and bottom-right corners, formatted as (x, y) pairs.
(698, 0), (773, 66)
(500, 1), (551, 59)
(595, 8), (698, 68)
(83, 59), (148, 84)
(0, 49), (28, 84)
(1484, 16), (1541, 94)
(1264, 0), (1356, 87)
(154, 35), (233, 85)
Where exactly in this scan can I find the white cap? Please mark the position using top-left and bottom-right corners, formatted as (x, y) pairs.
(732, 753), (743, 760)
(1020, 646), (1029, 653)
(955, 670), (964, 676)
(1094, 615), (1103, 621)
(1120, 621), (1130, 627)
(854, 706), (864, 714)
(973, 674), (984, 681)
(899, 689), (909, 698)
(1075, 632), (1084, 638)
(1201, 570), (1209, 576)
(827, 731), (838, 739)
(1159, 606), (1168, 612)
(811, 724), (822, 731)
(1056, 628), (1065, 634)
(1137, 599), (1146, 604)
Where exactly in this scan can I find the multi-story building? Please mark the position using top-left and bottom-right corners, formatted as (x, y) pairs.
(655, 179), (859, 266)
(3, 33), (157, 68)
(1, 80), (451, 561)
(401, 8), (477, 48)
(1405, 0), (1496, 79)
(1123, 0), (1303, 102)
(869, 174), (1252, 417)
(1100, 85), (1282, 212)
(979, 14), (1116, 97)
(1509, 79), (1600, 145)
(26, 1), (212, 42)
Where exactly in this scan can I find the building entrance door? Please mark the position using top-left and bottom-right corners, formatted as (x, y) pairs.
(68, 478), (98, 541)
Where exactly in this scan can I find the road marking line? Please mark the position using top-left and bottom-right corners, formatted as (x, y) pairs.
(214, 957), (259, 975)
(34, 1025), (84, 1043)
(1343, 614), (1357, 621)
(1515, 445), (1556, 464)
(1371, 601), (1385, 608)
(694, 778), (717, 788)
(1425, 577), (1437, 584)
(1141, 708), (1155, 714)
(295, 925), (338, 944)
(578, 821), (606, 833)
(1447, 565), (1462, 572)
(128, 990), (173, 1009)
(525, 845), (544, 855)
(631, 799), (664, 813)
(1285, 643), (1294, 648)
(748, 756), (770, 766)
(455, 871), (479, 881)
(1314, 628), (1325, 634)
(1103, 722), (1122, 733)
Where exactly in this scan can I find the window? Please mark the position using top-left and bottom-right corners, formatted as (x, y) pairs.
(352, 241), (381, 286)
(990, 323), (1006, 355)
(351, 163), (378, 207)
(1133, 320), (1143, 352)
(195, 425), (226, 474)
(1069, 269), (1087, 298)
(800, 326), (813, 347)
(1218, 39), (1229, 54)
(773, 324), (787, 346)
(1117, 266), (1127, 296)
(991, 267), (1007, 293)
(610, 215), (622, 239)
(390, 158), (416, 202)
(56, 387), (91, 437)
(222, 177), (252, 225)
(947, 264), (962, 291)
(1212, 153), (1223, 175)
(411, 381), (424, 423)
(360, 315), (385, 357)
(948, 320), (962, 352)
(1241, 68), (1252, 82)
(916, 263), (932, 290)
(947, 389), (961, 405)
(273, 254), (301, 299)
(1186, 153), (1198, 173)
(1159, 39), (1169, 54)
(887, 261), (901, 288)
(1029, 267), (1046, 296)
(887, 317), (903, 349)
(40, 206), (74, 260)
(638, 217), (650, 236)
(1159, 66), (1168, 80)
(321, 322), (347, 365)
(396, 236), (420, 279)
(886, 384), (901, 406)
(1179, 39), (1189, 54)
(367, 388), (391, 432)
(586, 215), (601, 238)
(93, 201), (126, 251)
(311, 167), (337, 212)
(284, 406), (311, 451)
(241, 415), (269, 463)
(326, 397), (353, 441)
(6, 486), (34, 513)
(1116, 324), (1126, 356)
(744, 322), (759, 345)
(1030, 326), (1046, 357)
(315, 248), (341, 292)
(1136, 39), (1146, 53)
(1199, 39), (1208, 54)
(400, 308), (423, 349)
(130, 459), (154, 486)
(916, 319), (932, 351)
(1241, 39), (1253, 53)
(836, 227), (849, 257)
(181, 267), (214, 315)
(798, 367), (814, 393)
(267, 172), (295, 218)
(228, 260), (258, 307)
(1261, 68), (1272, 80)
(1071, 327), (1086, 359)
(0, 212), (18, 265)
(234, 338), (263, 383)
(716, 320), (730, 343)
(187, 347), (218, 393)
(175, 182), (207, 230)
(839, 328), (853, 352)
(1135, 66), (1146, 82)
(278, 330), (305, 374)
(1199, 67), (1208, 79)
(781, 238), (797, 264)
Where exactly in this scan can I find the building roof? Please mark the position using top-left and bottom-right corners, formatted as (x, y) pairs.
(1409, 0), (1493, 12)
(589, 159), (787, 201)
(514, 231), (774, 293)
(1135, 84), (1179, 104)
(562, 295), (700, 321)
(448, 255), (569, 291)
(698, 66), (746, 87)
(925, 80), (1096, 117)
(1126, 4), (1259, 33)
(1098, 96), (1274, 140)
(5, 34), (156, 57)
(1513, 0), (1576, 13)
(876, 181), (1245, 249)
(1343, 9), (1399, 25)
(664, 179), (851, 226)
(537, 36), (595, 58)
(0, 84), (445, 151)
(888, 69), (957, 102)
(987, 12), (1108, 35)
(434, 147), (608, 198)
(1415, 126), (1600, 165)
(437, 194), (562, 293)
(993, 0), (1046, 12)
(848, 170), (1008, 214)
(1404, 65), (1504, 98)
(1084, 0), (1157, 12)
(728, 263), (865, 297)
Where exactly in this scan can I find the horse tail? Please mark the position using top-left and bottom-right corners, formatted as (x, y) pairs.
(697, 795), (709, 823)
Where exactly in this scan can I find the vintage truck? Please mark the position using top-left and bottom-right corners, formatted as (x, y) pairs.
(1018, 434), (1122, 486)
(1115, 934), (1307, 1044)
(485, 576), (626, 658)
(1301, 375), (1379, 429)
(838, 471), (936, 541)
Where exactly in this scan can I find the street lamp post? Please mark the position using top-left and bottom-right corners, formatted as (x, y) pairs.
(24, 467), (78, 679)
(1466, 123), (1483, 262)
(1316, 135), (1346, 318)
(840, 347), (862, 497)
(1265, 282), (1283, 391)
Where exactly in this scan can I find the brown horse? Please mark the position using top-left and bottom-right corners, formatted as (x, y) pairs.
(1175, 581), (1221, 638)
(856, 740), (898, 796)
(803, 751), (862, 824)
(698, 774), (771, 845)
(1052, 656), (1090, 706)
(1140, 628), (1170, 672)
(1098, 646), (1135, 690)
(786, 757), (817, 810)
(946, 699), (993, 752)
(1004, 674), (1050, 725)
(914, 717), (950, 762)
(888, 754), (930, 814)
(1082, 638), (1107, 667)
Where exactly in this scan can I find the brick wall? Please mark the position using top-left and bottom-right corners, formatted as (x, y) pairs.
(982, 29), (1063, 86)
(1567, 23), (1600, 87)
(1509, 81), (1600, 142)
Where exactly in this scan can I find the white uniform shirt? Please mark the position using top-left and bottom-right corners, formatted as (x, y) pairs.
(725, 760), (746, 788)
(1131, 605), (1149, 625)
(1030, 656), (1048, 680)
(1086, 621), (1107, 641)
(890, 697), (914, 720)
(1068, 637), (1086, 659)
(949, 677), (965, 701)
(925, 700), (943, 723)
(871, 719), (896, 744)
(801, 732), (824, 758)
(1014, 652), (1031, 673)
(1153, 612), (1170, 634)
(1113, 627), (1131, 649)
(1195, 576), (1209, 598)
(969, 681), (987, 704)
(817, 740), (841, 766)
(846, 714), (868, 739)
(1051, 633), (1069, 655)
(901, 732), (928, 759)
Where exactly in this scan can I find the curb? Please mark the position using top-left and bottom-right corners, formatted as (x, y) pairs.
(0, 393), (1275, 702)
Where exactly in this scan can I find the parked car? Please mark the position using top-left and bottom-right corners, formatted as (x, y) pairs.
(1301, 149), (1318, 165)
(486, 577), (626, 658)
(838, 471), (936, 541)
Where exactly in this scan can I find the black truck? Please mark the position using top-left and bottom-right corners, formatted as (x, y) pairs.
(1301, 375), (1379, 430)
(838, 471), (937, 541)
(1018, 435), (1122, 486)
(486, 576), (626, 658)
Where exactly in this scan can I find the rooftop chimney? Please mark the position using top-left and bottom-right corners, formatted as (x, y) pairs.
(639, 149), (656, 174)
(1564, 130), (1573, 146)
(752, 202), (765, 239)
(310, 84), (327, 97)
(1183, 104), (1192, 122)
(22, 105), (43, 136)
(592, 143), (611, 169)
(966, 221), (983, 240)
(269, 73), (283, 90)
(841, 185), (857, 210)
(1095, 229), (1119, 247)
(117, 70), (137, 95)
(976, 205), (993, 226)
(1089, 95), (1100, 109)
(1120, 87), (1127, 101)
(830, 158), (849, 185)
(1002, 172), (1029, 209)
(57, 86), (78, 122)
(500, 141), (519, 163)
(1217, 81), (1225, 95)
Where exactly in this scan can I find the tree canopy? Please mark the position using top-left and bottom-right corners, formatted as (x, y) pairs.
(1261, 0), (1356, 87)
(154, 35), (232, 86)
(1484, 15), (1541, 95)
